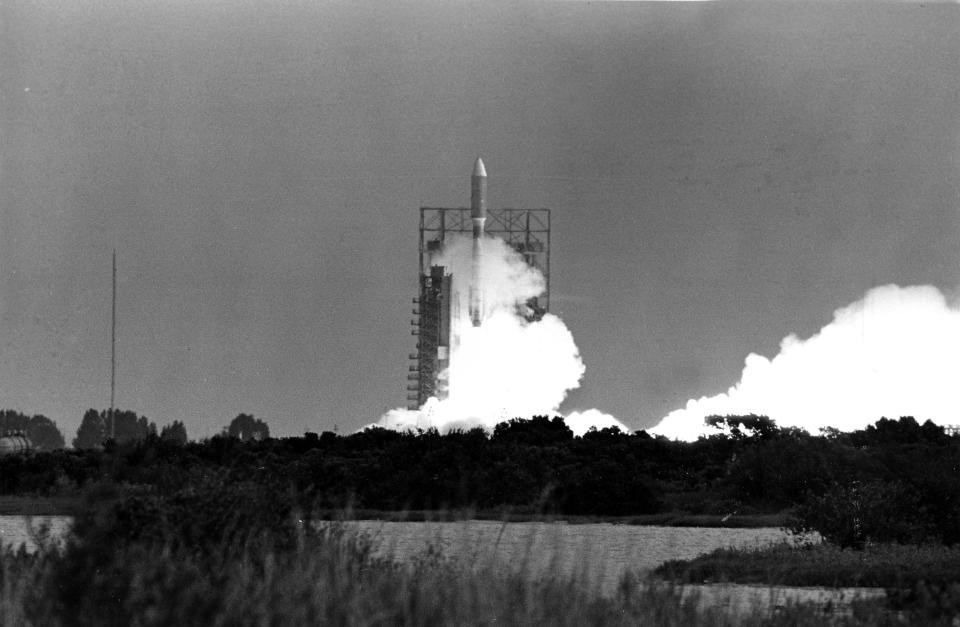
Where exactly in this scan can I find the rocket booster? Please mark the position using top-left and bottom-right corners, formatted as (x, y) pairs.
(469, 158), (487, 327)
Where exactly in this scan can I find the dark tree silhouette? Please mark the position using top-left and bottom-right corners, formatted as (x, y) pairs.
(581, 426), (628, 441)
(74, 409), (157, 448)
(851, 416), (948, 446)
(226, 414), (270, 441)
(73, 409), (106, 449)
(0, 413), (954, 539)
(492, 415), (573, 445)
(160, 420), (188, 444)
(106, 410), (158, 444)
(27, 415), (66, 450)
(794, 480), (927, 549)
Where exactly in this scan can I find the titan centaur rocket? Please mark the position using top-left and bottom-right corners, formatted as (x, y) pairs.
(469, 157), (487, 327)
(408, 158), (552, 409)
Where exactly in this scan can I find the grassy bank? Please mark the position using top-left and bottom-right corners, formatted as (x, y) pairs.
(655, 541), (960, 588)
(654, 542), (960, 621)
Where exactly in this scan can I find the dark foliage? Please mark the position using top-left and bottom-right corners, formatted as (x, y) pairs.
(492, 415), (573, 445)
(3, 411), (960, 541)
(225, 413), (270, 441)
(654, 541), (960, 588)
(73, 409), (158, 449)
(887, 581), (960, 621)
(34, 479), (305, 625)
(848, 416), (950, 447)
(792, 481), (928, 548)
(160, 420), (188, 444)
(72, 409), (105, 450)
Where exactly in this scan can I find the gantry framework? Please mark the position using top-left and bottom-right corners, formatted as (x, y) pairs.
(407, 207), (551, 410)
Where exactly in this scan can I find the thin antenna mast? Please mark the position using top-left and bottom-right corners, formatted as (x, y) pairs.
(110, 249), (116, 440)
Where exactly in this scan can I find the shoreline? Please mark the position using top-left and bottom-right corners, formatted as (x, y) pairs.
(0, 497), (790, 528)
(0, 496), (83, 517)
(313, 509), (791, 528)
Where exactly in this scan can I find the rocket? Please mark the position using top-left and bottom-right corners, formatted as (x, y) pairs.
(469, 157), (487, 327)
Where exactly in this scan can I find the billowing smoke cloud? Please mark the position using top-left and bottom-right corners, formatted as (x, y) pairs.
(651, 284), (960, 441)
(379, 236), (628, 436)
(564, 409), (630, 436)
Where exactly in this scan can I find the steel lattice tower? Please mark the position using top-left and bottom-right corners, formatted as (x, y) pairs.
(407, 205), (551, 410)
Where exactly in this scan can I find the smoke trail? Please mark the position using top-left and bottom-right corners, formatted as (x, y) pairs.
(651, 284), (960, 440)
(379, 236), (628, 436)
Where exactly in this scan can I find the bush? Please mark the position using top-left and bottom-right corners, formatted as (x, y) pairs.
(887, 581), (960, 621)
(792, 480), (929, 548)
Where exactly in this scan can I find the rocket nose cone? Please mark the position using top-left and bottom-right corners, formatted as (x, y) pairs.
(473, 157), (487, 178)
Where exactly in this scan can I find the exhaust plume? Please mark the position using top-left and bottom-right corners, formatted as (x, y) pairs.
(651, 284), (960, 441)
(379, 235), (628, 436)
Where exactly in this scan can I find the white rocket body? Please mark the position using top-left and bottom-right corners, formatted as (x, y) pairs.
(469, 158), (487, 327)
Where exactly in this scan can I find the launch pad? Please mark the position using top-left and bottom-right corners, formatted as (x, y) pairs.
(407, 164), (551, 410)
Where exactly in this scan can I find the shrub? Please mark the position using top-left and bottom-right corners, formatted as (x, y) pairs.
(792, 480), (928, 548)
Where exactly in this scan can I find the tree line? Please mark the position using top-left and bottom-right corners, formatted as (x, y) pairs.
(0, 409), (274, 450)
(0, 412), (957, 545)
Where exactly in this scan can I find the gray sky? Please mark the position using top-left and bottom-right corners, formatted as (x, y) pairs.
(2, 1), (959, 439)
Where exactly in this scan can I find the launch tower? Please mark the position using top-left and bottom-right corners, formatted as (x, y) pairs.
(407, 160), (551, 410)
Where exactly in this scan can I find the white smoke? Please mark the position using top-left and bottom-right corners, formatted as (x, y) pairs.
(564, 409), (631, 437)
(378, 235), (629, 436)
(651, 284), (960, 441)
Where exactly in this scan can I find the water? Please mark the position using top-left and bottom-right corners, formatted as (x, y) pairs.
(0, 516), (72, 552)
(348, 521), (884, 611)
(350, 520), (798, 595)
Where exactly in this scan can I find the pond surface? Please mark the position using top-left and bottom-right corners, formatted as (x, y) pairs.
(350, 520), (799, 595)
(0, 516), (72, 552)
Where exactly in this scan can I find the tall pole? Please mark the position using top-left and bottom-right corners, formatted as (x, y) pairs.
(110, 249), (116, 440)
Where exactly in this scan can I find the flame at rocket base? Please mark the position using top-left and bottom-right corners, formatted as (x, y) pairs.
(469, 157), (487, 327)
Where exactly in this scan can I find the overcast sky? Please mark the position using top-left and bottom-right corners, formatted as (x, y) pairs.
(2, 1), (959, 439)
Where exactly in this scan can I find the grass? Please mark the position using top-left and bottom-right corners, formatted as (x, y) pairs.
(654, 540), (960, 588)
